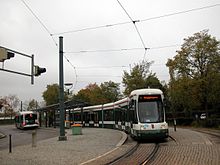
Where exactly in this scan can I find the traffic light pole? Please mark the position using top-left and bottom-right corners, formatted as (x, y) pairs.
(0, 46), (37, 85)
(31, 55), (34, 84)
(58, 36), (67, 141)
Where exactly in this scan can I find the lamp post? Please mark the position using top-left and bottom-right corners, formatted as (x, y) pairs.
(64, 83), (73, 95)
(64, 82), (73, 126)
(58, 36), (67, 141)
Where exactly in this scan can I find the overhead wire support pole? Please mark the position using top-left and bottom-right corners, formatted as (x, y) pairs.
(58, 36), (67, 141)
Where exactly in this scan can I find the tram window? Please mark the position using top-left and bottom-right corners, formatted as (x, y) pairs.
(138, 101), (163, 123)
(104, 110), (113, 121)
(25, 114), (37, 124)
(74, 113), (81, 121)
(90, 113), (94, 121)
(94, 112), (98, 122)
(115, 109), (120, 122)
(84, 113), (90, 122)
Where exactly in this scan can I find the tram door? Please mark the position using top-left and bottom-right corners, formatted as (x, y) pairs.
(88, 111), (98, 127)
(94, 111), (99, 127)
(129, 99), (138, 131)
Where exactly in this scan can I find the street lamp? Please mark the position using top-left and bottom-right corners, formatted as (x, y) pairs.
(64, 83), (73, 128)
(64, 83), (73, 95)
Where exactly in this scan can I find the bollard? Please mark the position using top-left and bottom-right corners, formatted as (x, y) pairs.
(32, 129), (37, 147)
(9, 134), (12, 153)
(174, 119), (177, 132)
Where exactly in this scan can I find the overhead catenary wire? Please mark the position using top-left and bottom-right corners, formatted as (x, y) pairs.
(140, 3), (220, 22)
(20, 0), (58, 46)
(75, 65), (129, 69)
(20, 0), (78, 92)
(63, 55), (78, 93)
(51, 3), (220, 36)
(17, 1), (220, 88)
(116, 0), (147, 60)
(64, 44), (180, 54)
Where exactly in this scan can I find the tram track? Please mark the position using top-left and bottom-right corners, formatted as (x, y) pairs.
(192, 129), (220, 144)
(107, 135), (176, 165)
(107, 141), (139, 165)
(140, 143), (159, 165)
(108, 142), (160, 165)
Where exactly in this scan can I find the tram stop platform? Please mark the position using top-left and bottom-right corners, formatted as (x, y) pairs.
(0, 128), (129, 165)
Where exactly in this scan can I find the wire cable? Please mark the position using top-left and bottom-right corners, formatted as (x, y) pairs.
(63, 55), (78, 93)
(116, 0), (147, 60)
(65, 47), (144, 54)
(64, 44), (179, 54)
(20, 0), (58, 46)
(51, 4), (220, 36)
(51, 21), (131, 36)
(75, 65), (129, 69)
(140, 4), (220, 22)
(20, 0), (78, 91)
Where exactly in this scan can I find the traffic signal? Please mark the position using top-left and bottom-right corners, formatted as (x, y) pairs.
(34, 65), (46, 76)
(0, 48), (15, 62)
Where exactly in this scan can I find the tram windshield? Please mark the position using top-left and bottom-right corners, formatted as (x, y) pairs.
(138, 95), (164, 123)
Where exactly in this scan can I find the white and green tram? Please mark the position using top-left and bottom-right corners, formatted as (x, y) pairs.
(73, 88), (168, 139)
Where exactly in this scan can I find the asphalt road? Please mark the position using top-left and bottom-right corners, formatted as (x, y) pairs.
(0, 125), (59, 150)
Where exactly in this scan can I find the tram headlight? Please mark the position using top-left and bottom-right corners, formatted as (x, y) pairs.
(160, 124), (167, 129)
(140, 124), (148, 130)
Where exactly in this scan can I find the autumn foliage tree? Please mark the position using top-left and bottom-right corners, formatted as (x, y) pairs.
(0, 95), (19, 118)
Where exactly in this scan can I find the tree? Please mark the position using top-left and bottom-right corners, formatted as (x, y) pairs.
(100, 81), (122, 102)
(0, 95), (19, 118)
(73, 81), (122, 105)
(42, 83), (68, 106)
(27, 99), (39, 111)
(122, 60), (164, 96)
(166, 30), (220, 117)
(145, 73), (163, 89)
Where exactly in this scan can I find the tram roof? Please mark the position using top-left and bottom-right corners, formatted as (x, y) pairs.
(130, 88), (163, 97)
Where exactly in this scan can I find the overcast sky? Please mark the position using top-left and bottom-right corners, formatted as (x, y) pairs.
(0, 0), (220, 103)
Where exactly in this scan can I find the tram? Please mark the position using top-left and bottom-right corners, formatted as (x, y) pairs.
(73, 88), (168, 139)
(14, 111), (39, 129)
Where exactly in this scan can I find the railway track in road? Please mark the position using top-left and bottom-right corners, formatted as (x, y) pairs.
(192, 129), (220, 144)
(108, 136), (176, 165)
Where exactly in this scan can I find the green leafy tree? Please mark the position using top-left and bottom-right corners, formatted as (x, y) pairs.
(42, 83), (68, 106)
(122, 61), (152, 95)
(166, 30), (220, 117)
(74, 81), (122, 105)
(100, 81), (122, 102)
(145, 73), (163, 89)
(122, 60), (164, 96)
